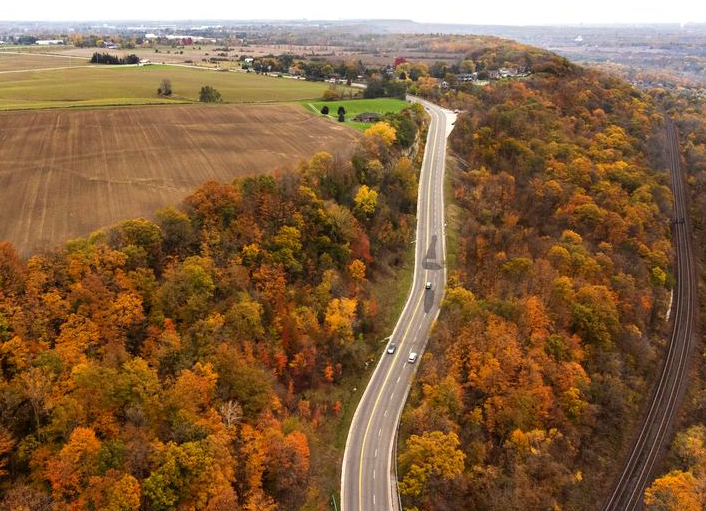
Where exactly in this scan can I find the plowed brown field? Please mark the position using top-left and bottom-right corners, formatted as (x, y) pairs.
(0, 104), (356, 255)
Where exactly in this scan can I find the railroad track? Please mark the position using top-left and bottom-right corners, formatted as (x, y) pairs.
(603, 118), (697, 511)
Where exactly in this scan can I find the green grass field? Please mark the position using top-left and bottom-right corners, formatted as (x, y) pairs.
(0, 64), (342, 110)
(304, 98), (410, 131)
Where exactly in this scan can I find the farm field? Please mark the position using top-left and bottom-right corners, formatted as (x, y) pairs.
(19, 46), (221, 66)
(304, 97), (410, 130)
(5, 43), (401, 67)
(0, 64), (343, 110)
(0, 52), (89, 72)
(0, 104), (357, 255)
(0, 42), (461, 72)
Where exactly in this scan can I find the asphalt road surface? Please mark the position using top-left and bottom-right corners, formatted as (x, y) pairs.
(340, 97), (455, 511)
(603, 118), (697, 510)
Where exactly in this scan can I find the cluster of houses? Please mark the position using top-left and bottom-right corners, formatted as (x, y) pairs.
(144, 34), (216, 44)
(441, 66), (530, 89)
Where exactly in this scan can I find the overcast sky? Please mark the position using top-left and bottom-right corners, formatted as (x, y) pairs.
(1, 0), (705, 25)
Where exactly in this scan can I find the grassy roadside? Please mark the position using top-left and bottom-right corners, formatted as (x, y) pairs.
(302, 113), (430, 510)
(300, 243), (416, 510)
(335, 241), (417, 450)
(443, 156), (464, 274)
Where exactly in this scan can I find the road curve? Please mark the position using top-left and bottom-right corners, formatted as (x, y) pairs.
(340, 97), (455, 511)
(603, 118), (697, 510)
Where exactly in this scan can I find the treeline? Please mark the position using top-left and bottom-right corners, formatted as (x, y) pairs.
(241, 54), (365, 81)
(363, 76), (408, 100)
(399, 41), (674, 510)
(0, 108), (426, 510)
(638, 91), (706, 510)
(89, 52), (140, 65)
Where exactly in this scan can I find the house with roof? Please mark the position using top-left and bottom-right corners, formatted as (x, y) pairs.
(353, 112), (382, 123)
(456, 73), (478, 82)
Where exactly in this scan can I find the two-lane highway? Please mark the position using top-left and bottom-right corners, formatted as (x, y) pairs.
(340, 97), (455, 511)
(603, 118), (697, 510)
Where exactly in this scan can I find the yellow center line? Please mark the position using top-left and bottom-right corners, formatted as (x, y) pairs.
(357, 104), (439, 511)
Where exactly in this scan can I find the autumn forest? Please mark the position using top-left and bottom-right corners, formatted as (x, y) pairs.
(0, 101), (425, 509)
(401, 41), (683, 510)
(0, 34), (703, 511)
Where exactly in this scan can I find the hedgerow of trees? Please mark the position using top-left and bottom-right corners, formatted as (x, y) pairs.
(89, 52), (140, 65)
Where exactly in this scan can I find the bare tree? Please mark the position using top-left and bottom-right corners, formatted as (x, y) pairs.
(19, 367), (52, 439)
(219, 400), (243, 428)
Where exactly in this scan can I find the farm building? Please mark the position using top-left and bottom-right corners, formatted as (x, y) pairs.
(354, 112), (382, 123)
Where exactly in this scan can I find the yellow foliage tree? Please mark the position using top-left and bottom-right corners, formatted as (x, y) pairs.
(364, 122), (397, 147)
(87, 471), (141, 511)
(47, 427), (102, 507)
(354, 185), (379, 217)
(644, 470), (705, 511)
(324, 297), (358, 342)
(398, 431), (465, 497)
(347, 259), (366, 281)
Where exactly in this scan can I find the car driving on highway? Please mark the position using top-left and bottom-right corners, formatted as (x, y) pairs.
(408, 352), (418, 363)
(387, 342), (396, 354)
(425, 281), (432, 290)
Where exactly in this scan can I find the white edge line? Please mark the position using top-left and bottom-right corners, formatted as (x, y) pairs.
(386, 99), (452, 511)
(340, 94), (435, 510)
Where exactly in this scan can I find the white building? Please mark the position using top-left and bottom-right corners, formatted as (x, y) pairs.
(456, 73), (478, 82)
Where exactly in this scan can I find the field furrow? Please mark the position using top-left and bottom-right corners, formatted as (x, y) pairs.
(0, 104), (357, 255)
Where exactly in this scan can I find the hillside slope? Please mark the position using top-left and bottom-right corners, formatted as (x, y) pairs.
(638, 89), (706, 511)
(399, 40), (674, 510)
